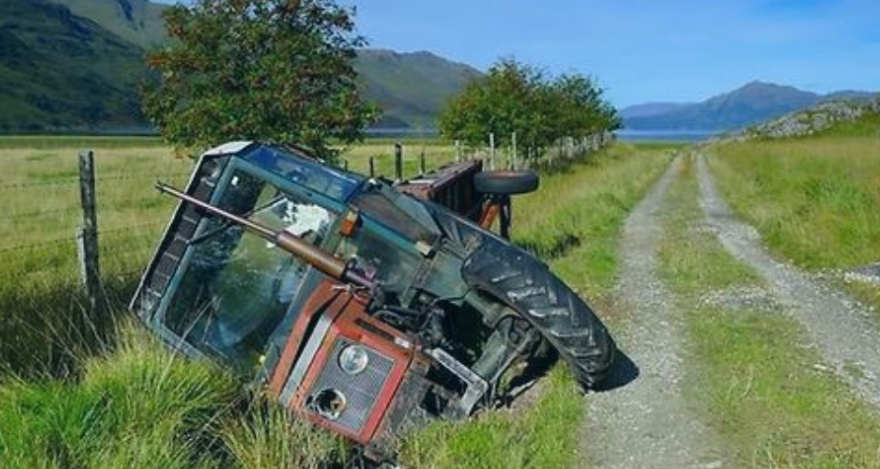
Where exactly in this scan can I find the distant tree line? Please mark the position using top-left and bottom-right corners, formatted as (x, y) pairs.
(439, 59), (621, 154)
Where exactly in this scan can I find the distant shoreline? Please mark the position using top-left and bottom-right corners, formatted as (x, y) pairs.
(0, 128), (726, 144)
(616, 129), (723, 142)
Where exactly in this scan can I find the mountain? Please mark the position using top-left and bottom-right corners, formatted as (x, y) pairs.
(0, 0), (148, 132)
(619, 102), (689, 119)
(0, 0), (480, 132)
(355, 49), (483, 129)
(50, 0), (168, 49)
(623, 81), (877, 131)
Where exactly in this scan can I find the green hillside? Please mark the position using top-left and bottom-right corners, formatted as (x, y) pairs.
(0, 0), (480, 132)
(0, 0), (147, 132)
(50, 0), (168, 50)
(355, 49), (482, 128)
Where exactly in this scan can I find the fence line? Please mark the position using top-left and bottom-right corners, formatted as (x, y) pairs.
(0, 172), (191, 192)
(0, 220), (167, 254)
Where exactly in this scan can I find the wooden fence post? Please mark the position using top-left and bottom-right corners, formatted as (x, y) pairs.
(489, 133), (496, 170)
(419, 150), (426, 175)
(369, 156), (376, 178)
(77, 150), (105, 317)
(511, 131), (518, 170)
(394, 142), (403, 182)
(455, 140), (462, 163)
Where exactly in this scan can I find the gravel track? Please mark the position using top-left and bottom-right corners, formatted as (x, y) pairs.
(583, 157), (726, 469)
(696, 154), (880, 413)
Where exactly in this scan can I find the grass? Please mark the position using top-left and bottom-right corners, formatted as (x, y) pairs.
(399, 368), (584, 469)
(709, 137), (880, 270)
(0, 137), (672, 469)
(658, 154), (880, 469)
(0, 323), (342, 469)
(708, 135), (880, 314)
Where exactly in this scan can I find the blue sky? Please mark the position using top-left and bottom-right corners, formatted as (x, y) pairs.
(155, 0), (880, 107)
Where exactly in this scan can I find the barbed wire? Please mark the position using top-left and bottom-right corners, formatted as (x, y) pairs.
(0, 237), (75, 254)
(0, 221), (167, 254)
(0, 172), (191, 191)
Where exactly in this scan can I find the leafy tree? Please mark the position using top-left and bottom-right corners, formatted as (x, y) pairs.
(142, 0), (378, 159)
(550, 74), (621, 138)
(439, 58), (620, 158)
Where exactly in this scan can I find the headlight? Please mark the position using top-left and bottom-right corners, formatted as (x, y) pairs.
(339, 344), (369, 375)
(314, 388), (347, 421)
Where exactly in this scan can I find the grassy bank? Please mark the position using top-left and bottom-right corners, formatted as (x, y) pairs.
(708, 135), (880, 314)
(709, 137), (880, 270)
(658, 155), (880, 469)
(0, 324), (344, 469)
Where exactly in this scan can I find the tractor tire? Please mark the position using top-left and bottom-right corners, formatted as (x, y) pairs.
(461, 235), (615, 388)
(475, 171), (540, 195)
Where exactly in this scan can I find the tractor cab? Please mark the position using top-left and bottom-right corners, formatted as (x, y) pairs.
(132, 142), (514, 452)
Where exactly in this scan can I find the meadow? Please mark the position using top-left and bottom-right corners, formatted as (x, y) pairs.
(708, 134), (880, 312)
(0, 136), (674, 468)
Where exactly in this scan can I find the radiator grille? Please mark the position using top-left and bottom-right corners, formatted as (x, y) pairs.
(307, 339), (393, 434)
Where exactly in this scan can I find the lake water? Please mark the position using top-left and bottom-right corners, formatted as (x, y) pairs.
(615, 129), (723, 143)
(365, 128), (727, 143)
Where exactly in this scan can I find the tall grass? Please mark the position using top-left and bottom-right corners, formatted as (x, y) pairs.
(399, 368), (583, 469)
(709, 137), (880, 270)
(0, 323), (342, 469)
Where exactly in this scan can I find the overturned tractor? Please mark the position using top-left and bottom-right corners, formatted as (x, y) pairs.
(131, 142), (615, 461)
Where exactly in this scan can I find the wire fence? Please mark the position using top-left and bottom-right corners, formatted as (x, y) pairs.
(0, 172), (191, 192)
(0, 162), (189, 293)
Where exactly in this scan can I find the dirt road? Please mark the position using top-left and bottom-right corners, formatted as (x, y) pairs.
(583, 157), (726, 469)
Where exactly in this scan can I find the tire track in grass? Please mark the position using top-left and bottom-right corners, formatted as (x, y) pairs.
(584, 156), (726, 469)
(696, 154), (880, 413)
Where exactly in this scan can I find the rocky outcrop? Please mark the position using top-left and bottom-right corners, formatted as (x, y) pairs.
(736, 99), (880, 141)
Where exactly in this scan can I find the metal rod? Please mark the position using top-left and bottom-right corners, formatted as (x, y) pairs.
(156, 183), (275, 239)
(156, 183), (373, 289)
